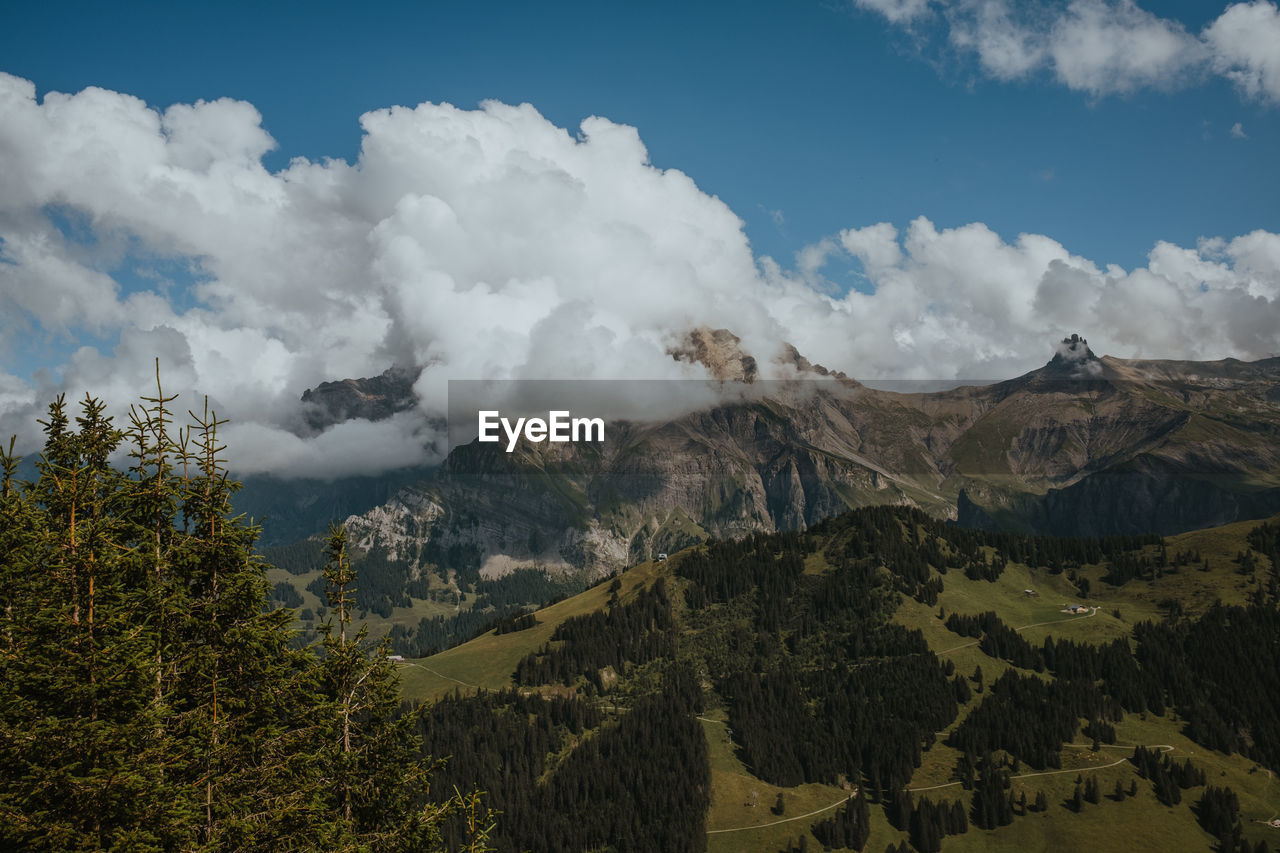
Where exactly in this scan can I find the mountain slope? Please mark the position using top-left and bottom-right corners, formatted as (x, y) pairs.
(342, 344), (1280, 580)
(397, 507), (1280, 853)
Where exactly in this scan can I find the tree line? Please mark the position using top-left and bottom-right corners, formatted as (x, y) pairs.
(414, 668), (709, 852)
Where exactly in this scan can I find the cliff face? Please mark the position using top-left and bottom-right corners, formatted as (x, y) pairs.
(329, 348), (1280, 577)
(300, 366), (419, 433)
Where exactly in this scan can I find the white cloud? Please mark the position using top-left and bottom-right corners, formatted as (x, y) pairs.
(1205, 1), (1280, 102)
(860, 0), (1280, 102)
(948, 0), (1047, 80)
(1047, 0), (1204, 95)
(1230, 121), (1248, 137)
(854, 0), (934, 25)
(0, 72), (1277, 475)
(840, 222), (904, 273)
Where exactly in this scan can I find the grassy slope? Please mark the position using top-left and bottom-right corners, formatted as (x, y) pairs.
(400, 512), (1280, 851)
(397, 558), (666, 701)
(887, 513), (1280, 852)
(266, 566), (465, 643)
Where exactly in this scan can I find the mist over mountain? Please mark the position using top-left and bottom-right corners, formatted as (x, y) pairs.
(2, 73), (1278, 482)
(277, 336), (1280, 593)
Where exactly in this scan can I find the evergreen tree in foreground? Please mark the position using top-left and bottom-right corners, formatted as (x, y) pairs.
(0, 385), (490, 851)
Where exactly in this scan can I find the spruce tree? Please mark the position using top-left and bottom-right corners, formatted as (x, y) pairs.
(307, 523), (483, 851)
(0, 395), (184, 849)
(0, 386), (489, 851)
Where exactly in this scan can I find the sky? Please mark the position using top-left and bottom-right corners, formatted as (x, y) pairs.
(1, 0), (1278, 476)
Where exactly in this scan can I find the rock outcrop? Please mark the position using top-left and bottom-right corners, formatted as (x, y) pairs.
(300, 365), (419, 433)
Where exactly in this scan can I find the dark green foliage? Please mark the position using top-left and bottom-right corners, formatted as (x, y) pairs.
(1083, 717), (1117, 744)
(1246, 521), (1280, 605)
(270, 579), (304, 608)
(969, 752), (1014, 829)
(724, 645), (956, 792)
(0, 388), (486, 851)
(261, 537), (328, 574)
(537, 674), (709, 852)
(679, 513), (959, 795)
(776, 835), (811, 853)
(945, 611), (1044, 671)
(1196, 785), (1243, 851)
(413, 688), (601, 851)
(679, 529), (807, 613)
(491, 611), (538, 634)
(949, 671), (1118, 770)
(513, 579), (674, 688)
(812, 788), (871, 851)
(392, 572), (585, 657)
(1134, 604), (1280, 768)
(421, 677), (709, 853)
(907, 795), (968, 852)
(1130, 747), (1205, 806)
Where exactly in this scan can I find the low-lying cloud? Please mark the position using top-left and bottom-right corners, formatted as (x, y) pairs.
(0, 72), (1277, 477)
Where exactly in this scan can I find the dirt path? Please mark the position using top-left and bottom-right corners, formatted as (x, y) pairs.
(908, 742), (1172, 792)
(707, 742), (1172, 835)
(398, 660), (475, 688)
(706, 793), (854, 835)
(938, 606), (1098, 655)
(1255, 766), (1278, 826)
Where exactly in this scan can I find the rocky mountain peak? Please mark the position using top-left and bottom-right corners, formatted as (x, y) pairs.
(666, 327), (759, 382)
(300, 365), (419, 433)
(775, 342), (857, 384)
(1046, 332), (1103, 377)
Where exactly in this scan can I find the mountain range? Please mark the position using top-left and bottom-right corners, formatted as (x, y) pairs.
(278, 331), (1280, 590)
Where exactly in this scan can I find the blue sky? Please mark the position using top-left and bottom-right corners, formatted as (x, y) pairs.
(1, 1), (1278, 473)
(5, 0), (1275, 273)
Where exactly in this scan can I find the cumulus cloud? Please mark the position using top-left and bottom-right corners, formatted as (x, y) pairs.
(1205, 1), (1280, 102)
(855, 0), (1280, 102)
(0, 72), (1278, 476)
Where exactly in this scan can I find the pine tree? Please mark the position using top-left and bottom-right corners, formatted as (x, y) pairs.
(0, 395), (187, 849)
(0, 387), (490, 851)
(970, 752), (1013, 828)
(308, 523), (485, 851)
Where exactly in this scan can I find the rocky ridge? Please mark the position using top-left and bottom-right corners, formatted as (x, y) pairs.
(317, 335), (1280, 578)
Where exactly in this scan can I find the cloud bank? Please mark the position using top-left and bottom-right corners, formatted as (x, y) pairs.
(0, 72), (1278, 476)
(854, 0), (1280, 102)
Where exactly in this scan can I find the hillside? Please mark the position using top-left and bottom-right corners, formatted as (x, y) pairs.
(397, 507), (1280, 852)
(257, 342), (1280, 653)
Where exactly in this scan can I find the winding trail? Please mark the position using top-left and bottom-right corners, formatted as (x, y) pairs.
(706, 793), (854, 835)
(937, 606), (1099, 656)
(1254, 766), (1278, 827)
(706, 742), (1171, 835)
(908, 742), (1172, 793)
(398, 660), (475, 689)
